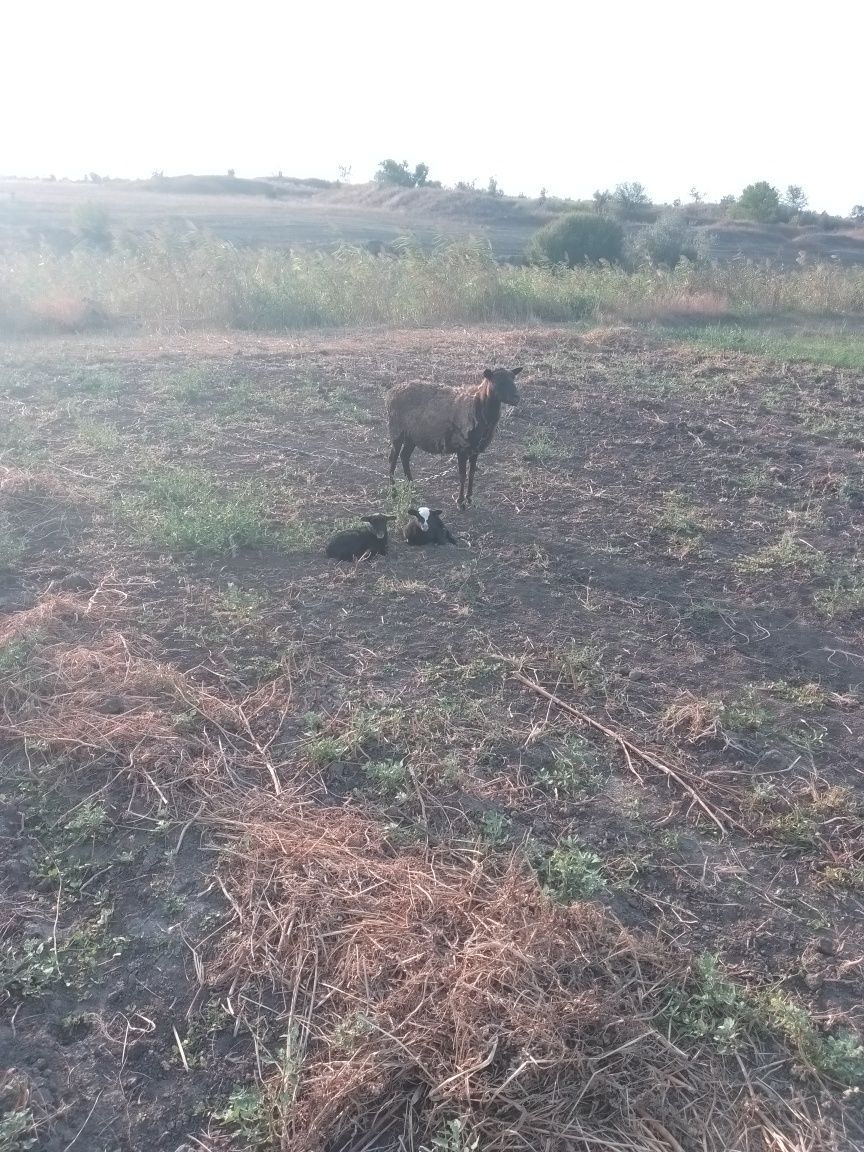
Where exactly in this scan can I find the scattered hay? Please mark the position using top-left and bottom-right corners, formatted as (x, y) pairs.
(205, 795), (801, 1152)
(658, 691), (723, 744)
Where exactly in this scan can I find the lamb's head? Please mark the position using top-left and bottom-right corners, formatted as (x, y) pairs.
(363, 514), (396, 539)
(482, 366), (522, 405)
(408, 506), (438, 533)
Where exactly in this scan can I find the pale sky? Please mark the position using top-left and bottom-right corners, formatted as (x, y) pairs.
(3, 0), (861, 214)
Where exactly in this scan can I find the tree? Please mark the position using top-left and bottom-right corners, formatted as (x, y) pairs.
(338, 164), (352, 183)
(689, 186), (703, 204)
(375, 159), (430, 188)
(592, 189), (611, 214)
(613, 182), (650, 214)
(487, 176), (503, 197)
(852, 205), (864, 221)
(737, 181), (781, 223)
(783, 184), (808, 212)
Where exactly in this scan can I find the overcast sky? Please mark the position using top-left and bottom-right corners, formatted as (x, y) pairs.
(3, 0), (861, 213)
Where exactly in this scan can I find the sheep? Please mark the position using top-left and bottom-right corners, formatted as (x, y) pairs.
(387, 367), (522, 507)
(325, 514), (395, 561)
(405, 506), (459, 546)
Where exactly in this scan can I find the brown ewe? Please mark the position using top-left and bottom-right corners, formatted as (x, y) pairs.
(387, 367), (522, 507)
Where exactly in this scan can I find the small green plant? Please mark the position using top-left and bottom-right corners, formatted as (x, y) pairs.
(654, 492), (712, 549)
(738, 532), (825, 575)
(0, 1109), (37, 1151)
(527, 212), (623, 267)
(523, 429), (555, 464)
(64, 802), (108, 839)
(477, 809), (512, 845)
(815, 574), (864, 619)
(764, 995), (864, 1086)
(559, 644), (606, 691)
(665, 954), (750, 1052)
(331, 1011), (373, 1053)
(219, 583), (262, 615)
(363, 758), (408, 796)
(213, 1085), (269, 1147)
(538, 737), (607, 798)
(764, 680), (826, 707)
(306, 735), (344, 767)
(540, 841), (606, 901)
(722, 686), (773, 731)
(423, 1118), (480, 1152)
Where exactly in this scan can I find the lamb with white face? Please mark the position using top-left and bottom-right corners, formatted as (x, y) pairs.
(405, 507), (459, 546)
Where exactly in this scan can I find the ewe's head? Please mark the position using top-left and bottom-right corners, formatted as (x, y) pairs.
(363, 514), (396, 539)
(482, 366), (522, 405)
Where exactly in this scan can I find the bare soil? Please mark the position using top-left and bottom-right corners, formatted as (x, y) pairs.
(1, 325), (864, 1150)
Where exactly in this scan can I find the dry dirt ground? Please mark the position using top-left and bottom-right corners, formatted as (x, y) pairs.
(1, 325), (864, 1151)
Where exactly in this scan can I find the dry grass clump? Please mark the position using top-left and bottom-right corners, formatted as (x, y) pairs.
(0, 599), (270, 789)
(206, 795), (792, 1152)
(658, 691), (723, 744)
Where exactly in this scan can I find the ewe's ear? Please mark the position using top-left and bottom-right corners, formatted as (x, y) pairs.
(482, 368), (494, 381)
(512, 367), (523, 376)
(431, 509), (443, 516)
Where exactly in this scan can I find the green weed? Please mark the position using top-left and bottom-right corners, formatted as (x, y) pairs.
(738, 532), (826, 575)
(0, 1109), (37, 1151)
(422, 1118), (480, 1152)
(362, 758), (408, 796)
(523, 429), (556, 464)
(654, 491), (713, 547)
(537, 737), (607, 798)
(540, 841), (607, 901)
(815, 575), (864, 619)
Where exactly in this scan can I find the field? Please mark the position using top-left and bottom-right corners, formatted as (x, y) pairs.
(2, 320), (864, 1151)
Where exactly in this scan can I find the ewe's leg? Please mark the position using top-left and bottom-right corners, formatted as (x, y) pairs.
(466, 453), (479, 506)
(400, 442), (415, 481)
(388, 437), (403, 483)
(456, 452), (468, 508)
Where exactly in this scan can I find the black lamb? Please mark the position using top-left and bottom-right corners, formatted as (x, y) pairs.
(325, 514), (395, 561)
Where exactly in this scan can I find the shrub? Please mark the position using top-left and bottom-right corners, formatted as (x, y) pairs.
(375, 159), (429, 188)
(528, 212), (623, 267)
(637, 212), (705, 267)
(72, 202), (113, 250)
(736, 182), (782, 224)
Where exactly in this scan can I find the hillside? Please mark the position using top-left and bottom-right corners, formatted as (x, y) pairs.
(2, 174), (864, 265)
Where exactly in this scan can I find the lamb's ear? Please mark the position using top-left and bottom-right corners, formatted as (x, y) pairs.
(512, 367), (523, 376)
(407, 508), (420, 519)
(431, 509), (443, 516)
(482, 368), (494, 381)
